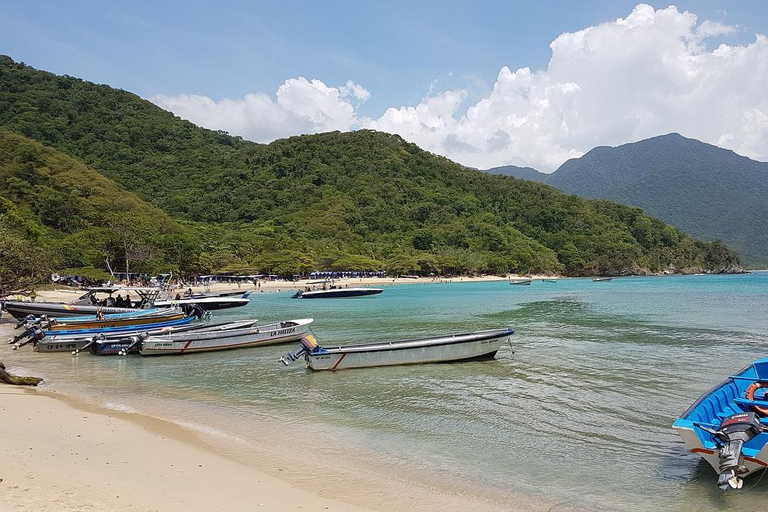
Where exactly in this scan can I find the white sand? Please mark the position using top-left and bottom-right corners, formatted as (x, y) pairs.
(0, 385), (375, 512)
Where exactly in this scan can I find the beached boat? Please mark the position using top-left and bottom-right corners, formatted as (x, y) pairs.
(280, 328), (514, 371)
(592, 277), (613, 282)
(138, 318), (314, 355)
(291, 287), (383, 299)
(3, 286), (248, 320)
(87, 319), (260, 355)
(2, 286), (162, 320)
(32, 319), (227, 353)
(46, 308), (185, 330)
(673, 357), (768, 490)
(509, 278), (532, 285)
(11, 316), (199, 350)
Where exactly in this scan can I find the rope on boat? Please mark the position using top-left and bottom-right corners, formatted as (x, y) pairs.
(745, 465), (768, 491)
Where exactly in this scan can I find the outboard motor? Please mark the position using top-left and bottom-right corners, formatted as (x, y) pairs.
(181, 303), (206, 320)
(702, 412), (763, 490)
(14, 314), (36, 330)
(280, 335), (322, 365)
(74, 333), (105, 355)
(12, 324), (45, 350)
(119, 332), (149, 356)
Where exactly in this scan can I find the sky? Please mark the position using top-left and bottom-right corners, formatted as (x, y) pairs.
(2, 1), (768, 172)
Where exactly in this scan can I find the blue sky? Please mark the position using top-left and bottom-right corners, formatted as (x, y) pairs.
(2, 1), (768, 171)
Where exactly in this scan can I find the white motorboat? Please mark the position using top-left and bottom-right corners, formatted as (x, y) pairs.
(280, 328), (514, 371)
(292, 287), (383, 299)
(153, 296), (250, 311)
(139, 318), (314, 355)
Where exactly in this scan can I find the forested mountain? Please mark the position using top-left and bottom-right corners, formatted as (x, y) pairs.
(484, 135), (768, 266)
(0, 56), (741, 287)
(545, 134), (768, 265)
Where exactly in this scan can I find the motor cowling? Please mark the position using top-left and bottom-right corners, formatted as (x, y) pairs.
(715, 412), (762, 490)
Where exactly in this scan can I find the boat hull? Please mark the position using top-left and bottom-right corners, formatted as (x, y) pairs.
(139, 318), (313, 355)
(48, 310), (183, 330)
(3, 301), (136, 320)
(153, 297), (250, 311)
(295, 288), (383, 299)
(306, 329), (512, 371)
(35, 316), (195, 337)
(90, 320), (260, 355)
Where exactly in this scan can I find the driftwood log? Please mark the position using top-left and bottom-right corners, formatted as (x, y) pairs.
(0, 361), (43, 386)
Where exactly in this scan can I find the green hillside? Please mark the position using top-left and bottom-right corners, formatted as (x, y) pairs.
(0, 131), (188, 290)
(0, 57), (741, 286)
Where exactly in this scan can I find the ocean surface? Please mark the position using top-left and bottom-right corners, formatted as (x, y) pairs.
(6, 272), (768, 511)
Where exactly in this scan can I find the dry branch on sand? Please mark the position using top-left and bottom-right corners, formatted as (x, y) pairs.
(0, 361), (43, 386)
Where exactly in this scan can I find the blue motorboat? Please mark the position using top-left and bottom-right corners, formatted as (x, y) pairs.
(36, 316), (195, 337)
(11, 316), (198, 351)
(673, 357), (768, 490)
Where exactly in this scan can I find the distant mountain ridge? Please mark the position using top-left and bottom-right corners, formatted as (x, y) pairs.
(485, 165), (548, 182)
(486, 134), (768, 265)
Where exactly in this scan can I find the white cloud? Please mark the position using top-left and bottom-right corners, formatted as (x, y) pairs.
(340, 80), (371, 102)
(153, 77), (369, 142)
(152, 3), (768, 172)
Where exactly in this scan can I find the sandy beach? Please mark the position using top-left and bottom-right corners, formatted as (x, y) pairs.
(0, 385), (375, 512)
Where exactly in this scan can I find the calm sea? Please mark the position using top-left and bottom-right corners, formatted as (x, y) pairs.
(6, 272), (768, 511)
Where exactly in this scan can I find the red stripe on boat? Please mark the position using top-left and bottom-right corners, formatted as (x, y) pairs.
(744, 456), (768, 467)
(691, 448), (715, 455)
(331, 353), (346, 371)
(179, 340), (194, 354)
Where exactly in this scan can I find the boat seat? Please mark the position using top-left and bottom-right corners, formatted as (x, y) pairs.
(733, 398), (768, 409)
(729, 376), (768, 383)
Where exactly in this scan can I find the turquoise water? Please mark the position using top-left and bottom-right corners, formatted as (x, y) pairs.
(5, 273), (768, 511)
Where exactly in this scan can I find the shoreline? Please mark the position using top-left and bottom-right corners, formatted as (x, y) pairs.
(2, 274), (536, 303)
(4, 271), (747, 304)
(0, 316), (572, 512)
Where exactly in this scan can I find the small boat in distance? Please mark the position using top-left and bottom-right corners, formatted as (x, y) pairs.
(673, 357), (768, 491)
(542, 279), (558, 283)
(153, 295), (250, 311)
(509, 278), (532, 285)
(280, 328), (514, 371)
(592, 277), (613, 282)
(292, 287), (383, 299)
